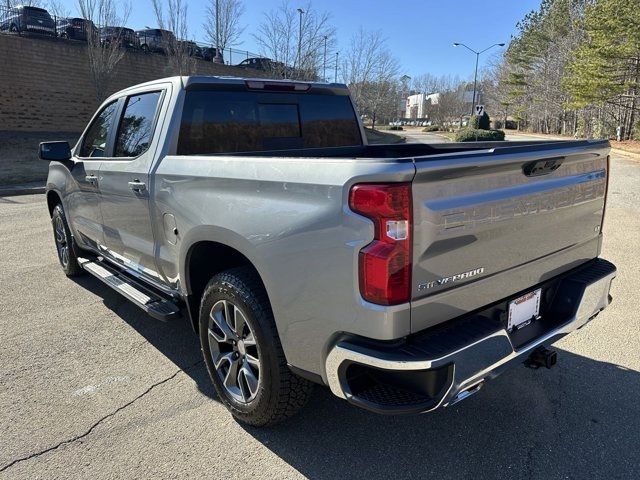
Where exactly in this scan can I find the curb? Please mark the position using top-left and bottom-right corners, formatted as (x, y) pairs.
(0, 184), (46, 196)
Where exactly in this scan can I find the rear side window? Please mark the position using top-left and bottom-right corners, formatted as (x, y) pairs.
(177, 90), (362, 154)
(115, 91), (162, 157)
(79, 101), (118, 158)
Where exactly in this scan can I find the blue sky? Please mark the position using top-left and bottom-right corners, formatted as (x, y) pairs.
(55, 0), (540, 78)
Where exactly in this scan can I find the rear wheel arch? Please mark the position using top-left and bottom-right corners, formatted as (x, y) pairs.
(183, 240), (272, 333)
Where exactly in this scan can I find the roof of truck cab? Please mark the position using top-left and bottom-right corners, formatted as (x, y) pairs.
(112, 75), (347, 92)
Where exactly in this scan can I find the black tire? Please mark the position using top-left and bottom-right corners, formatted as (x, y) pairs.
(51, 204), (83, 277)
(199, 267), (314, 426)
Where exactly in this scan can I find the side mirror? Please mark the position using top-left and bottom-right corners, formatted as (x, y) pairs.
(39, 141), (72, 161)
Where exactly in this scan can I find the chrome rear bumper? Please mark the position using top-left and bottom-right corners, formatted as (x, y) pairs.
(325, 258), (616, 414)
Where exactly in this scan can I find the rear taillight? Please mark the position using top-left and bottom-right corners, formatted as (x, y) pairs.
(349, 183), (412, 305)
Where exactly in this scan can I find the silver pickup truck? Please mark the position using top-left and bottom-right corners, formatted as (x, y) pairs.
(41, 76), (616, 426)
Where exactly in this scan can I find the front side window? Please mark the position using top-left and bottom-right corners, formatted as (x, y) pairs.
(79, 101), (118, 158)
(114, 91), (162, 157)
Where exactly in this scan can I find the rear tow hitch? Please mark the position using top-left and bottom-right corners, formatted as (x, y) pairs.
(524, 347), (558, 370)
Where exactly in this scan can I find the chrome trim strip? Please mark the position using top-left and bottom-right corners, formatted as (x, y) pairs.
(325, 270), (615, 409)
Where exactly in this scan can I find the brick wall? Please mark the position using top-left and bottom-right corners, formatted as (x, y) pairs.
(0, 33), (268, 132)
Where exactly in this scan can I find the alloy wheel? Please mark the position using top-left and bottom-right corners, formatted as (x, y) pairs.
(53, 215), (69, 267)
(208, 299), (261, 403)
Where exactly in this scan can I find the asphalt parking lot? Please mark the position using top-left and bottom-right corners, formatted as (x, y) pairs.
(1, 153), (639, 480)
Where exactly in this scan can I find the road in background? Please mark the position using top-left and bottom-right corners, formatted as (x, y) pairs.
(1, 154), (638, 479)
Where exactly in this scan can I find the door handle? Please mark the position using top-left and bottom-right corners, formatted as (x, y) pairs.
(85, 174), (97, 184)
(128, 180), (146, 192)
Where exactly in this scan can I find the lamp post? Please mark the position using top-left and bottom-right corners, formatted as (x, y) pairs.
(399, 74), (411, 123)
(323, 35), (328, 81)
(334, 51), (338, 82)
(214, 0), (223, 63)
(453, 42), (505, 115)
(297, 8), (305, 74)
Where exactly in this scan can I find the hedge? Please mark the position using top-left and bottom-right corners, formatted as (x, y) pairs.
(468, 112), (491, 130)
(388, 125), (404, 131)
(423, 125), (440, 132)
(455, 129), (506, 142)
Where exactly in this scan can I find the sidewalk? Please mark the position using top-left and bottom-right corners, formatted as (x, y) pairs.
(0, 181), (45, 196)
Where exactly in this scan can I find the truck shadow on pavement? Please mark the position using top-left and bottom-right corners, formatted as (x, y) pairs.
(75, 275), (639, 479)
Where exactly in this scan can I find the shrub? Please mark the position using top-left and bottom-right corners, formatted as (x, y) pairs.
(423, 125), (440, 132)
(468, 111), (491, 130)
(388, 125), (404, 131)
(455, 129), (506, 142)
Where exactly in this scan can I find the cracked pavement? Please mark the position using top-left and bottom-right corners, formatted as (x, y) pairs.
(1, 154), (639, 479)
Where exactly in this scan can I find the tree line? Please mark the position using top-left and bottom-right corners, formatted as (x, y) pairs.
(482, 0), (640, 140)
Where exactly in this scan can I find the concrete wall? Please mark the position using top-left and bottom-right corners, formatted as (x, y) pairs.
(0, 34), (269, 184)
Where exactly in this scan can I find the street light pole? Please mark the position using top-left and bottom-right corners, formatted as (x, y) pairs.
(214, 0), (223, 64)
(453, 42), (505, 115)
(334, 51), (338, 82)
(297, 8), (304, 75)
(323, 35), (328, 81)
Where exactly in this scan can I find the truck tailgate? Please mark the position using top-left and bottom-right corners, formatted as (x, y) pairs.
(410, 140), (610, 332)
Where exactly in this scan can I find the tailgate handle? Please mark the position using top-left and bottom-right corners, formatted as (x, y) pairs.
(523, 157), (564, 177)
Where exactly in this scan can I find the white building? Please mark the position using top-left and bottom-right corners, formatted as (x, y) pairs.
(405, 90), (481, 119)
(405, 93), (440, 119)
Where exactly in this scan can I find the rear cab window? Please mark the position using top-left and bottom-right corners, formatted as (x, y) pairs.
(114, 91), (162, 157)
(177, 88), (362, 155)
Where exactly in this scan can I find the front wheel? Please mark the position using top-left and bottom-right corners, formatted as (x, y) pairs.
(199, 267), (314, 426)
(51, 204), (83, 277)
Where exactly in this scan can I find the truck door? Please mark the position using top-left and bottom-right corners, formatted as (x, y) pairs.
(65, 100), (119, 251)
(98, 87), (168, 287)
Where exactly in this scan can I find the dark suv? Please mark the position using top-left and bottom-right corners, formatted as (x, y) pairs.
(201, 47), (224, 63)
(0, 5), (55, 36)
(178, 40), (202, 58)
(56, 17), (96, 41)
(136, 28), (176, 53)
(100, 26), (139, 49)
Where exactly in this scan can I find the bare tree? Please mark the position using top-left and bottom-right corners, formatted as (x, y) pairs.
(253, 0), (335, 80)
(341, 28), (399, 127)
(77, 0), (131, 100)
(203, 0), (245, 57)
(151, 0), (196, 76)
(47, 0), (71, 18)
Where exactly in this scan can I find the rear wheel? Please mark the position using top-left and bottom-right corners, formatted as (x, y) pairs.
(51, 204), (83, 277)
(199, 267), (314, 426)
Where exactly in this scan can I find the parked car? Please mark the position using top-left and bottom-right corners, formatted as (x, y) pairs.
(0, 5), (55, 36)
(56, 17), (96, 41)
(177, 40), (202, 58)
(201, 46), (224, 63)
(136, 28), (175, 53)
(100, 26), (138, 49)
(40, 76), (615, 427)
(235, 57), (275, 71)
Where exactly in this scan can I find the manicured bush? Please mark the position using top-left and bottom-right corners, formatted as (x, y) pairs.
(455, 128), (506, 142)
(468, 111), (491, 130)
(388, 125), (404, 131)
(423, 125), (440, 132)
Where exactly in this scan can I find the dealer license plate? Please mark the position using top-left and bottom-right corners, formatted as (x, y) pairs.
(507, 288), (541, 331)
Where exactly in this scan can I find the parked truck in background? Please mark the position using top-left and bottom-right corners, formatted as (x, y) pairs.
(40, 76), (616, 426)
